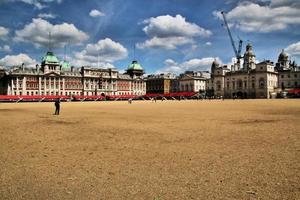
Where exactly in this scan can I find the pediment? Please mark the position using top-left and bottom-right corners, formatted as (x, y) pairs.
(44, 72), (61, 77)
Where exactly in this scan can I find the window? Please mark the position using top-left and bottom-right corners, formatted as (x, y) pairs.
(238, 80), (242, 89)
(281, 75), (284, 78)
(295, 74), (297, 78)
(259, 78), (265, 89)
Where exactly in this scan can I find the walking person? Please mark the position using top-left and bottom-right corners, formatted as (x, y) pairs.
(54, 98), (60, 115)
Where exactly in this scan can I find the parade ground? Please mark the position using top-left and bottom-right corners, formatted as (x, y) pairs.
(0, 99), (299, 199)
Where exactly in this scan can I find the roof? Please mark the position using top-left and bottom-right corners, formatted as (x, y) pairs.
(128, 60), (143, 71)
(42, 51), (59, 64)
(61, 60), (70, 70)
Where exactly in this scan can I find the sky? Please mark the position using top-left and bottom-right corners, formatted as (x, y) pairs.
(0, 0), (299, 74)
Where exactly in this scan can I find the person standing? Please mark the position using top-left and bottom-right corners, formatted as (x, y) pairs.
(54, 98), (60, 115)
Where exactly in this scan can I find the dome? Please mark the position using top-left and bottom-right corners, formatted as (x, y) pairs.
(42, 51), (59, 64)
(211, 59), (220, 72)
(61, 60), (70, 71)
(128, 60), (143, 71)
(278, 49), (288, 61)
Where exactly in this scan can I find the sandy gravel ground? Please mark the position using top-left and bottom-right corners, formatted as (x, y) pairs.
(0, 99), (299, 200)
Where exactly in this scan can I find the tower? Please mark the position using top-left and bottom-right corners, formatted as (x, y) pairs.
(243, 43), (256, 71)
(276, 49), (289, 70)
(126, 60), (144, 78)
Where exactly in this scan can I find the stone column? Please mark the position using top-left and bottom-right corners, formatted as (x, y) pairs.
(38, 77), (41, 95)
(10, 79), (14, 95)
(63, 78), (65, 95)
(44, 77), (46, 95)
(49, 77), (51, 95)
(16, 77), (19, 95)
(22, 77), (26, 95)
(58, 78), (61, 95)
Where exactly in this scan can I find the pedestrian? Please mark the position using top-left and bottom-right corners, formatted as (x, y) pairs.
(54, 98), (60, 115)
(128, 98), (132, 104)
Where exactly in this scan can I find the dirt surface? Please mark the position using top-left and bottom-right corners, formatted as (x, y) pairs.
(0, 99), (299, 200)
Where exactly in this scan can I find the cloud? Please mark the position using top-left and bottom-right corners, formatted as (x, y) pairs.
(137, 14), (212, 50)
(37, 13), (56, 19)
(205, 42), (212, 46)
(156, 57), (222, 74)
(285, 41), (300, 56)
(14, 18), (89, 48)
(0, 26), (9, 39)
(0, 53), (37, 67)
(89, 9), (105, 17)
(214, 1), (300, 33)
(0, 45), (12, 52)
(4, 0), (63, 9)
(73, 38), (128, 67)
(137, 36), (194, 50)
(270, 0), (300, 8)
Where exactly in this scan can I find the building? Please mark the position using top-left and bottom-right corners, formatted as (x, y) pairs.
(146, 71), (209, 94)
(178, 71), (209, 93)
(207, 43), (278, 99)
(0, 51), (146, 97)
(146, 73), (176, 94)
(116, 60), (146, 95)
(275, 50), (300, 91)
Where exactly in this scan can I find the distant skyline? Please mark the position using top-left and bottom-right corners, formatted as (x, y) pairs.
(0, 0), (299, 74)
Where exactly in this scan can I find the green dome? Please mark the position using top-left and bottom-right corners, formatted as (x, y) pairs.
(128, 60), (143, 71)
(42, 51), (59, 63)
(61, 60), (70, 70)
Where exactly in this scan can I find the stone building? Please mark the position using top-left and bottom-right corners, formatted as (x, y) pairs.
(0, 51), (146, 97)
(178, 71), (209, 93)
(146, 71), (209, 94)
(116, 60), (146, 95)
(207, 43), (278, 99)
(275, 50), (300, 91)
(146, 73), (176, 94)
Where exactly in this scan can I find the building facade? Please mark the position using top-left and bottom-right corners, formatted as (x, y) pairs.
(275, 50), (300, 91)
(0, 51), (146, 97)
(178, 71), (209, 93)
(146, 73), (176, 94)
(207, 43), (279, 99)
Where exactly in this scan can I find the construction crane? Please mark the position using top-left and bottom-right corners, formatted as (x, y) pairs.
(221, 11), (243, 69)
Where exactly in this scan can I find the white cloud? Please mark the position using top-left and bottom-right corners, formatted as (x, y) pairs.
(214, 2), (300, 33)
(270, 0), (300, 8)
(0, 53), (37, 67)
(89, 9), (105, 17)
(5, 0), (63, 9)
(14, 18), (89, 48)
(37, 13), (56, 19)
(137, 36), (194, 50)
(137, 14), (212, 50)
(205, 42), (212, 46)
(0, 45), (12, 52)
(156, 57), (222, 74)
(285, 41), (300, 56)
(73, 38), (128, 67)
(0, 26), (9, 39)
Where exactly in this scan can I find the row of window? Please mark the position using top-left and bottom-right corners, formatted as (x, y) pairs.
(281, 74), (298, 78)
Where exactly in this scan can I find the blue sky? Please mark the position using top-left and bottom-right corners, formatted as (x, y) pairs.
(0, 0), (299, 74)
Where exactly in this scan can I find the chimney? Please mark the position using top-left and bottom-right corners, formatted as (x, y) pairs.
(71, 66), (74, 72)
(36, 64), (39, 72)
(21, 63), (25, 71)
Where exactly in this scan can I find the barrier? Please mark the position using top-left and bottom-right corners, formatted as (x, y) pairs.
(0, 92), (199, 102)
